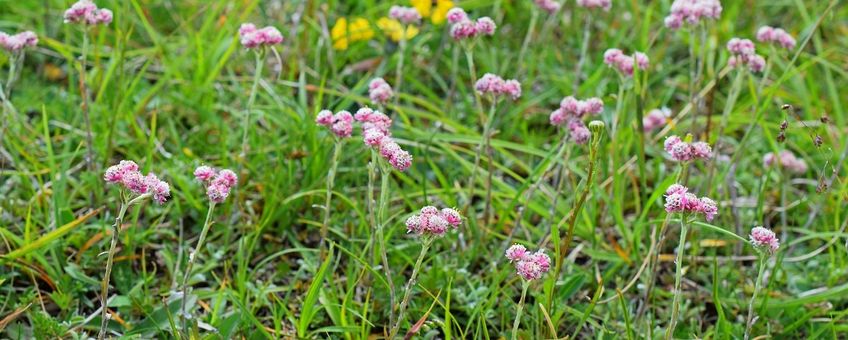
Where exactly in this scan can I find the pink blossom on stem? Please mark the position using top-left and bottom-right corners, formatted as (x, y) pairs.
(0, 31), (38, 52)
(534, 0), (562, 13)
(643, 107), (671, 131)
(446, 8), (468, 24)
(603, 48), (650, 76)
(664, 135), (712, 162)
(475, 17), (496, 36)
(664, 183), (717, 221)
(475, 73), (521, 100)
(239, 23), (283, 49)
(506, 245), (551, 281)
(368, 77), (394, 105)
(763, 150), (807, 174)
(105, 160), (170, 204)
(64, 0), (112, 25)
(194, 166), (237, 203)
(576, 0), (612, 11)
(756, 26), (796, 50)
(665, 0), (722, 30)
(750, 226), (779, 253)
(389, 6), (422, 25)
(317, 110), (354, 138)
(406, 206), (462, 236)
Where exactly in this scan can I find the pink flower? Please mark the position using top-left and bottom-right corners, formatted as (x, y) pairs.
(239, 23), (283, 49)
(194, 166), (237, 203)
(664, 135), (682, 152)
(446, 8), (468, 25)
(665, 0), (722, 30)
(105, 161), (171, 204)
(500, 79), (522, 100)
(406, 206), (463, 236)
(368, 78), (394, 105)
(643, 107), (670, 131)
(757, 26), (796, 50)
(747, 54), (766, 73)
(475, 17), (496, 36)
(568, 120), (591, 144)
(664, 135), (711, 162)
(0, 31), (38, 52)
(534, 0), (562, 13)
(750, 226), (779, 253)
(475, 73), (521, 100)
(450, 20), (478, 40)
(389, 6), (422, 25)
(603, 48), (649, 76)
(64, 0), (112, 25)
(506, 246), (551, 281)
(691, 142), (713, 159)
(194, 165), (217, 182)
(664, 183), (717, 220)
(505, 244), (528, 262)
(764, 150), (807, 174)
(576, 0), (612, 11)
(317, 110), (354, 138)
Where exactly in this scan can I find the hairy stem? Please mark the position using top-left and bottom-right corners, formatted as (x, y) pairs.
(390, 237), (433, 338)
(80, 31), (95, 172)
(98, 198), (131, 340)
(240, 51), (265, 163)
(394, 31), (407, 103)
(666, 217), (690, 340)
(744, 256), (767, 340)
(463, 48), (485, 212)
(180, 202), (217, 334)
(376, 163), (396, 331)
(482, 99), (498, 227)
(320, 140), (343, 256)
(511, 281), (530, 340)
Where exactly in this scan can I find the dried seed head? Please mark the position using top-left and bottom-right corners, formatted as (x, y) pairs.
(814, 135), (823, 148)
(821, 115), (830, 124)
(781, 104), (792, 111)
(777, 131), (786, 143)
(779, 120), (788, 130)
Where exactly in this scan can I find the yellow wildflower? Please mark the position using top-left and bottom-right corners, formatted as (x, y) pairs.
(377, 17), (419, 42)
(331, 17), (374, 50)
(411, 0), (454, 25)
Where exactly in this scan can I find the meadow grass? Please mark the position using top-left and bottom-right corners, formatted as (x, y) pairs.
(1, 0), (847, 338)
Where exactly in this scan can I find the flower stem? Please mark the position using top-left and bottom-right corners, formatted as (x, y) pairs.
(98, 200), (130, 340)
(482, 99), (498, 227)
(240, 51), (264, 163)
(744, 256), (768, 340)
(80, 30), (95, 172)
(463, 48), (485, 212)
(517, 9), (539, 76)
(180, 202), (217, 334)
(512, 281), (530, 340)
(666, 217), (690, 340)
(376, 162), (396, 331)
(394, 31), (407, 103)
(390, 237), (433, 338)
(319, 140), (343, 256)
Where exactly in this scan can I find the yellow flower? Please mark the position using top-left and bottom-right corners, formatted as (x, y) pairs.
(331, 17), (374, 50)
(410, 0), (455, 25)
(377, 17), (419, 42)
(431, 0), (454, 25)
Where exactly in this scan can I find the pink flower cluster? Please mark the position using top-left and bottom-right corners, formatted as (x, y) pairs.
(104, 160), (171, 204)
(763, 150), (807, 174)
(0, 31), (37, 52)
(603, 49), (649, 76)
(355, 108), (413, 171)
(550, 96), (604, 144)
(194, 166), (238, 203)
(368, 78), (394, 105)
(749, 226), (779, 253)
(664, 0), (722, 29)
(447, 8), (496, 40)
(404, 206), (462, 236)
(63, 0), (113, 25)
(474, 73), (521, 100)
(239, 23), (283, 49)
(756, 26), (796, 50)
(643, 107), (671, 131)
(664, 184), (718, 221)
(534, 0), (562, 13)
(505, 244), (551, 281)
(726, 38), (766, 73)
(388, 6), (422, 25)
(316, 110), (354, 138)
(576, 0), (611, 11)
(663, 135), (712, 162)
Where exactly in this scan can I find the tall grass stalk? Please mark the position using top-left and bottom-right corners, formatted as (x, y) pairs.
(79, 31), (95, 171)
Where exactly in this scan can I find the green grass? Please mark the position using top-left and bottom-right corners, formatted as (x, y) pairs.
(1, 0), (847, 338)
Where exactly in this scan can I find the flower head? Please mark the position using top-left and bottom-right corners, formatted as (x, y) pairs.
(576, 0), (612, 11)
(446, 7), (468, 24)
(447, 9), (496, 41)
(664, 183), (717, 220)
(406, 206), (462, 236)
(316, 110), (354, 138)
(474, 17), (496, 36)
(643, 107), (671, 131)
(368, 77), (394, 105)
(506, 245), (551, 281)
(763, 150), (807, 174)
(105, 160), (170, 204)
(194, 165), (238, 203)
(64, 0), (112, 25)
(239, 23), (284, 49)
(665, 0), (722, 30)
(474, 73), (521, 100)
(663, 135), (712, 162)
(726, 37), (766, 73)
(0, 31), (38, 52)
(603, 48), (649, 76)
(756, 26), (796, 50)
(750, 226), (779, 253)
(389, 6), (422, 25)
